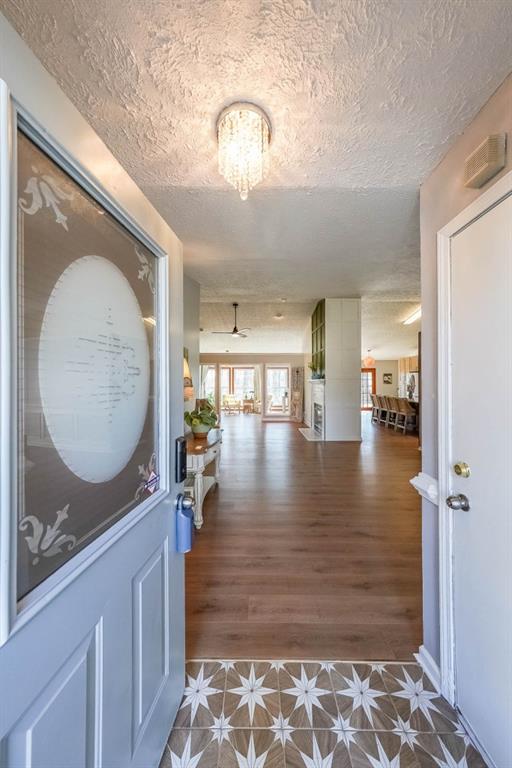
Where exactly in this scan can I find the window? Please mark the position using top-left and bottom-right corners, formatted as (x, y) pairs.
(361, 368), (376, 410)
(233, 368), (255, 400)
(220, 366), (256, 410)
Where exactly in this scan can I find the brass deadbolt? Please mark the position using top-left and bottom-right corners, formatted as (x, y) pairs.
(453, 462), (470, 478)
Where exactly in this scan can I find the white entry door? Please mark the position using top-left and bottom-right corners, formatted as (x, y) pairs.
(0, 85), (185, 767)
(440, 189), (512, 766)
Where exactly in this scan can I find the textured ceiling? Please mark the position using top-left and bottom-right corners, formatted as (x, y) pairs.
(200, 301), (315, 353)
(201, 299), (421, 356)
(361, 300), (420, 359)
(3, 0), (511, 353)
(4, 0), (511, 189)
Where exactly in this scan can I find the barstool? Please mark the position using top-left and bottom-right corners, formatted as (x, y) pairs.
(385, 396), (399, 428)
(395, 398), (417, 433)
(377, 395), (388, 425)
(370, 393), (379, 424)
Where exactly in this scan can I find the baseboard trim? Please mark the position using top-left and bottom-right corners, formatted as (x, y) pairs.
(414, 645), (441, 692)
(456, 711), (497, 768)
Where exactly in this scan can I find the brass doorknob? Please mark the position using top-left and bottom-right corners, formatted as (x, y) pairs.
(453, 462), (470, 478)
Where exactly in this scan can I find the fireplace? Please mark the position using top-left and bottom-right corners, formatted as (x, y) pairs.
(313, 403), (323, 435)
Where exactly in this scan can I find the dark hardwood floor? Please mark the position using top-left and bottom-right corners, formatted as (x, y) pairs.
(186, 413), (422, 661)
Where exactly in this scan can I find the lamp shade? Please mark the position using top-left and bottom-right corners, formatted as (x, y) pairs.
(183, 357), (195, 401)
(362, 352), (376, 367)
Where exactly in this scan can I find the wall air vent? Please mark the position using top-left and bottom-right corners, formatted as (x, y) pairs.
(464, 133), (506, 189)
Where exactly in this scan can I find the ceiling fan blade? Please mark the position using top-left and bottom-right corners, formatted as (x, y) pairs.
(237, 328), (251, 333)
(211, 331), (232, 335)
(236, 333), (247, 338)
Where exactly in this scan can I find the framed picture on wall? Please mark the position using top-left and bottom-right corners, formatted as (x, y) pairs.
(383, 373), (393, 385)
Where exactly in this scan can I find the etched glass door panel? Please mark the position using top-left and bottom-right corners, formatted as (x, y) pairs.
(17, 131), (159, 599)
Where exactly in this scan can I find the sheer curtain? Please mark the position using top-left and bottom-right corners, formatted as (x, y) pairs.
(199, 364), (209, 397)
(254, 365), (262, 413)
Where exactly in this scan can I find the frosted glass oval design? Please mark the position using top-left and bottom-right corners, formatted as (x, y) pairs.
(39, 255), (150, 483)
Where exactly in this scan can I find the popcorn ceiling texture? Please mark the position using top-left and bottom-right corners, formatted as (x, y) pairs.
(2, 0), (511, 325)
(200, 299), (421, 356)
(4, 0), (512, 189)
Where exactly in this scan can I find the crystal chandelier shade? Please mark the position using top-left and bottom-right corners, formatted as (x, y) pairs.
(217, 102), (271, 201)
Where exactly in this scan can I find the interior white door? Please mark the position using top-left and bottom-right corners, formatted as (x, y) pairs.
(449, 194), (512, 766)
(0, 89), (185, 768)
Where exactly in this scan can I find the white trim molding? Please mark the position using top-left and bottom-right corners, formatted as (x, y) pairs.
(437, 168), (512, 708)
(414, 645), (440, 693)
(409, 472), (439, 505)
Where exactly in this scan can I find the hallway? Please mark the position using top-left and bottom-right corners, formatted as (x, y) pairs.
(186, 414), (422, 660)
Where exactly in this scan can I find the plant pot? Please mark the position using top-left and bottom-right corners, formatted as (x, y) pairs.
(192, 424), (211, 439)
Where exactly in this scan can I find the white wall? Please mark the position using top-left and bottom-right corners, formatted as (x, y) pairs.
(324, 298), (361, 441)
(302, 317), (312, 426)
(375, 360), (399, 396)
(183, 275), (200, 407)
(420, 71), (512, 665)
(200, 353), (305, 366)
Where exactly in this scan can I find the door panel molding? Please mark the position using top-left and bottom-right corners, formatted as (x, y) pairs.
(132, 541), (170, 755)
(437, 168), (512, 708)
(4, 620), (103, 768)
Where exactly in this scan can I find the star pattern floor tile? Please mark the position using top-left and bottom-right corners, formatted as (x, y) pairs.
(160, 660), (488, 768)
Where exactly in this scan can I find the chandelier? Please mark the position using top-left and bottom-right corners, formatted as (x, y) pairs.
(217, 102), (271, 201)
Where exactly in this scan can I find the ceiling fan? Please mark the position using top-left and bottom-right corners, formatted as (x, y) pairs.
(211, 302), (251, 338)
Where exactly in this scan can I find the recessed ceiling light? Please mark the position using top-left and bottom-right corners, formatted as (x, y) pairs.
(403, 307), (422, 325)
(280, 297), (287, 303)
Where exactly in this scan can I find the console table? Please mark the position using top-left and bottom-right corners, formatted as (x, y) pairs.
(185, 428), (222, 529)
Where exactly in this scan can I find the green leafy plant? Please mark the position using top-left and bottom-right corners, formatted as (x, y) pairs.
(184, 402), (218, 430)
(308, 361), (323, 379)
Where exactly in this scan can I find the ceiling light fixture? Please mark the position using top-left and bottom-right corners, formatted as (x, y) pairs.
(362, 349), (376, 367)
(217, 102), (271, 201)
(274, 312), (284, 320)
(403, 307), (422, 325)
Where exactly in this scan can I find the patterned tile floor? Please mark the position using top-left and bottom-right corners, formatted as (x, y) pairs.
(159, 660), (487, 767)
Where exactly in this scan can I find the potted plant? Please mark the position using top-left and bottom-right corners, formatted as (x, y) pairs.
(184, 402), (218, 439)
(308, 362), (323, 380)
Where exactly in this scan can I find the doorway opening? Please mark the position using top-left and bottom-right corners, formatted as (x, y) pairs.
(360, 367), (376, 410)
(264, 365), (290, 417)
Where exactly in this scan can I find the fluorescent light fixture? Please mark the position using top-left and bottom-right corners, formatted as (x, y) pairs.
(403, 307), (422, 325)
